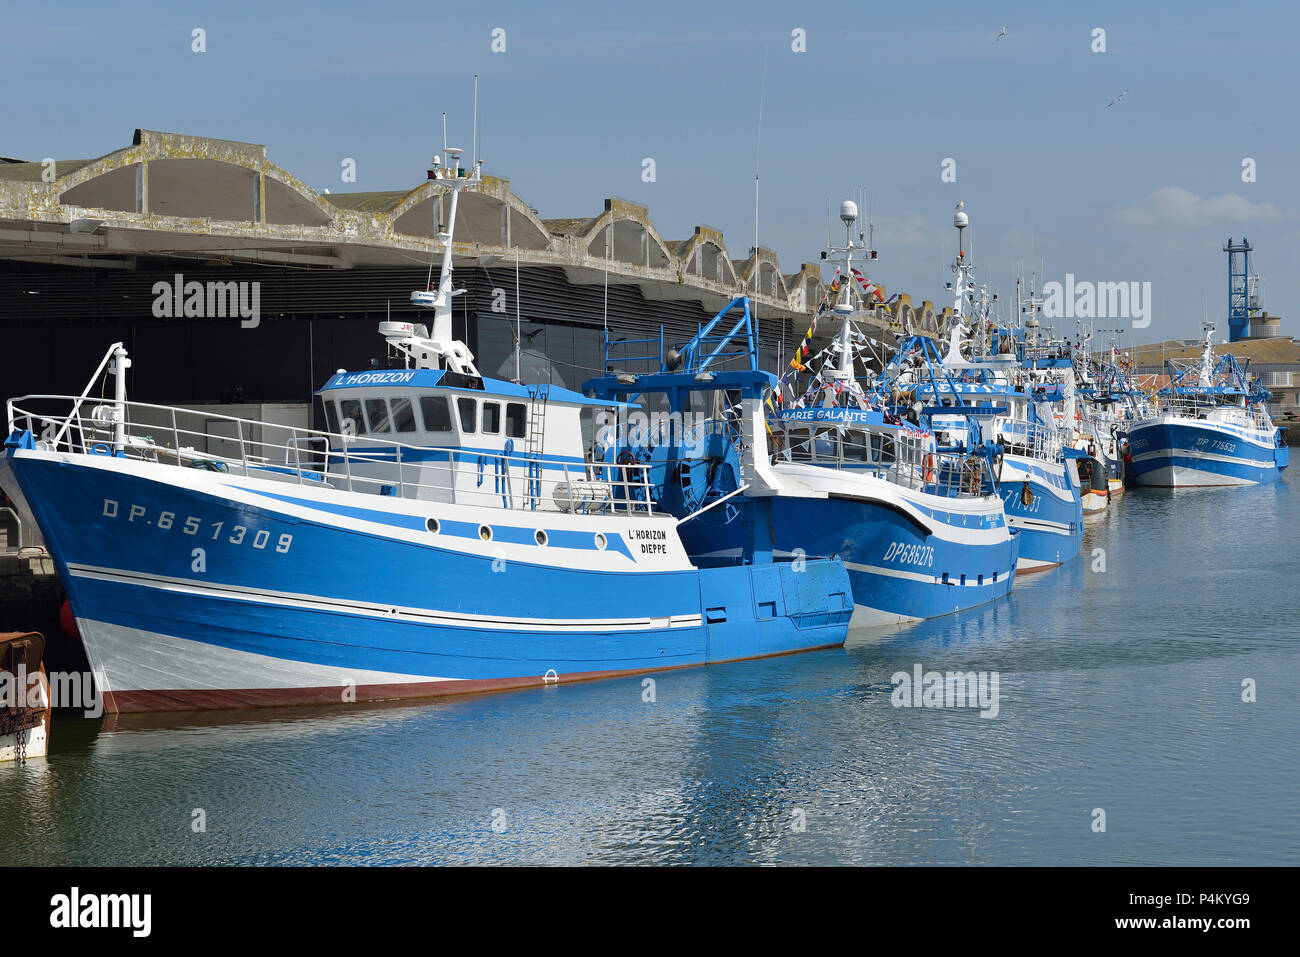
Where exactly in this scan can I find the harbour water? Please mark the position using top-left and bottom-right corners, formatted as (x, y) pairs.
(1, 479), (1295, 866)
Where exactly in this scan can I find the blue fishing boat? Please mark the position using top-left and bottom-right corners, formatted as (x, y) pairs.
(0, 145), (852, 714)
(908, 208), (1083, 572)
(1128, 324), (1289, 486)
(587, 200), (1017, 625)
(1074, 345), (1149, 499)
(1024, 343), (1112, 514)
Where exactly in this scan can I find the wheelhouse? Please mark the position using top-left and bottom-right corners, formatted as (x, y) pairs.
(313, 369), (639, 510)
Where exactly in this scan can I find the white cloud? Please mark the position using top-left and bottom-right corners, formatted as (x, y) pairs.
(1109, 186), (1293, 229)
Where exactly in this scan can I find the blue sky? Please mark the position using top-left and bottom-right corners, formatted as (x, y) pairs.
(5, 0), (1298, 344)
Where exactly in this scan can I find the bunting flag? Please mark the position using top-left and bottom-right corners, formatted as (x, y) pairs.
(851, 268), (885, 303)
(763, 265), (885, 415)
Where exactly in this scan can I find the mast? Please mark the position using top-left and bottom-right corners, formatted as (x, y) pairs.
(951, 202), (972, 325)
(821, 199), (871, 405)
(1197, 322), (1216, 388)
(399, 120), (483, 376)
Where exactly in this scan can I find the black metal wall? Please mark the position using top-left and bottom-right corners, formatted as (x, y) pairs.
(0, 259), (795, 414)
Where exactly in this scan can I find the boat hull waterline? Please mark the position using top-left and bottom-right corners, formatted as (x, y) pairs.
(681, 479), (1018, 624)
(997, 455), (1083, 573)
(1128, 418), (1286, 487)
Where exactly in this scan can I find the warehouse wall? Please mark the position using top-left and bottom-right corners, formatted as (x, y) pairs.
(1, 260), (794, 419)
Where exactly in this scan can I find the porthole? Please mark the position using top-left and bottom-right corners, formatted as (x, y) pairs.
(479, 524), (493, 541)
(594, 532), (607, 550)
(535, 529), (548, 546)
(426, 518), (440, 534)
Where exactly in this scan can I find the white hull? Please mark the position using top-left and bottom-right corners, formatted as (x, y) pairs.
(849, 604), (924, 628)
(0, 721), (48, 762)
(1136, 463), (1258, 488)
(77, 617), (451, 705)
(1016, 555), (1060, 573)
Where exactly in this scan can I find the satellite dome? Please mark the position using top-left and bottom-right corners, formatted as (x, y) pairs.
(839, 200), (858, 225)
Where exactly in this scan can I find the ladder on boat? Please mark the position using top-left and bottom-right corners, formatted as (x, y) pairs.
(525, 383), (550, 510)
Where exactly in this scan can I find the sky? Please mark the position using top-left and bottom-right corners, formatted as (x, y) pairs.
(4, 0), (1299, 346)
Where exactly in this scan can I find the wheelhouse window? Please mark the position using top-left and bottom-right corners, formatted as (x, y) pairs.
(813, 429), (837, 462)
(391, 397), (418, 433)
(506, 403), (527, 439)
(339, 398), (363, 435)
(419, 395), (453, 433)
(788, 428), (813, 462)
(365, 398), (392, 434)
(482, 402), (502, 435)
(843, 429), (870, 462)
(457, 397), (477, 434)
(322, 399), (340, 435)
(871, 434), (896, 464)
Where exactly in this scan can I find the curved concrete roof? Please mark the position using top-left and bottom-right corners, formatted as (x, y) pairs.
(0, 128), (824, 318)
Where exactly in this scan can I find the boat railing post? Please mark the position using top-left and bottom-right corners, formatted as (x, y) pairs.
(171, 407), (180, 464)
(396, 444), (405, 499)
(236, 419), (247, 473)
(110, 344), (129, 455)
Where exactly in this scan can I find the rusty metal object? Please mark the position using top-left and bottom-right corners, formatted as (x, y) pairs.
(1, 631), (51, 763)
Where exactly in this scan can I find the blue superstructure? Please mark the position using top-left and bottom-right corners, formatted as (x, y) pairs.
(587, 203), (1017, 625)
(882, 208), (1082, 573)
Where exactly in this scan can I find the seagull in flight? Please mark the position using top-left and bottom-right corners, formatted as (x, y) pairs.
(1107, 90), (1128, 107)
(995, 26), (1008, 41)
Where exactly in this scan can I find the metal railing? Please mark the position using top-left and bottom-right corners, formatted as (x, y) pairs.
(775, 426), (994, 497)
(7, 395), (655, 516)
(1157, 397), (1271, 430)
(990, 416), (1062, 463)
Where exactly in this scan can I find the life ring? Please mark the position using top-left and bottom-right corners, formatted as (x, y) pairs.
(923, 454), (937, 483)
